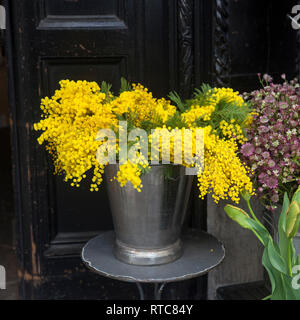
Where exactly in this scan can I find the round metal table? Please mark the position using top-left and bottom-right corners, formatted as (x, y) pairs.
(81, 229), (225, 300)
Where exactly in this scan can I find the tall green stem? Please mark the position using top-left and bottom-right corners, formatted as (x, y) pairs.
(247, 199), (261, 224)
(287, 240), (293, 277)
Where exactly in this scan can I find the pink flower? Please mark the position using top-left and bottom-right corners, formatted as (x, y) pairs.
(268, 160), (276, 168)
(243, 75), (300, 209)
(263, 74), (273, 82)
(258, 173), (267, 183)
(271, 193), (279, 203)
(262, 151), (270, 159)
(260, 116), (269, 123)
(264, 96), (275, 104)
(265, 176), (278, 189)
(279, 102), (288, 109)
(241, 143), (255, 157)
(258, 126), (269, 133)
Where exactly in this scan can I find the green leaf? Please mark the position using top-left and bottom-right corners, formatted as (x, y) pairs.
(224, 204), (249, 220)
(267, 241), (288, 275)
(296, 254), (300, 266)
(286, 201), (300, 238)
(278, 192), (291, 264)
(199, 83), (212, 95)
(193, 84), (212, 105)
(225, 205), (270, 246)
(291, 186), (300, 205)
(137, 163), (151, 175)
(100, 81), (112, 97)
(279, 192), (290, 234)
(168, 91), (185, 112)
(262, 249), (285, 300)
(291, 242), (296, 266)
(247, 219), (271, 246)
(281, 273), (297, 300)
(120, 77), (132, 93)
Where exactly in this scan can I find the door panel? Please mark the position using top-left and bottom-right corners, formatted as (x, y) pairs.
(38, 0), (127, 29)
(44, 0), (120, 16)
(6, 0), (211, 299)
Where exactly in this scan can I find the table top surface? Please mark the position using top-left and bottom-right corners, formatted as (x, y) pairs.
(81, 230), (225, 283)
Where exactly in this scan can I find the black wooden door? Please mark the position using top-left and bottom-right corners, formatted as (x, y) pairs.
(5, 0), (212, 299)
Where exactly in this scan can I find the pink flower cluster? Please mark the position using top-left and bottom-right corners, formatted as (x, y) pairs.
(242, 74), (300, 210)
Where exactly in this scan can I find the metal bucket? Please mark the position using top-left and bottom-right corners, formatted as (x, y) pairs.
(105, 164), (193, 266)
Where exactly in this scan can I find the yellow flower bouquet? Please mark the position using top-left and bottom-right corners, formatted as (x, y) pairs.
(34, 78), (254, 266)
(34, 79), (253, 204)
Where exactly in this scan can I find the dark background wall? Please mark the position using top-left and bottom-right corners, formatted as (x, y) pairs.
(214, 0), (299, 89)
(0, 0), (18, 300)
(0, 0), (299, 300)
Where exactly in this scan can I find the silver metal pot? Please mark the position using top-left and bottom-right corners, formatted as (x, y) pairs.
(105, 164), (193, 266)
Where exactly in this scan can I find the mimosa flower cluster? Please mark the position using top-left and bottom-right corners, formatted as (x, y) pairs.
(34, 79), (253, 203)
(198, 126), (253, 203)
(181, 87), (244, 127)
(242, 74), (300, 210)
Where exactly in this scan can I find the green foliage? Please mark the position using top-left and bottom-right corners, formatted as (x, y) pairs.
(211, 99), (250, 126)
(100, 77), (132, 100)
(240, 190), (251, 202)
(165, 111), (186, 129)
(189, 83), (213, 107)
(225, 186), (300, 300)
(120, 77), (132, 93)
(169, 84), (252, 137)
(168, 91), (186, 112)
(137, 163), (151, 175)
(224, 205), (270, 246)
(100, 81), (112, 97)
(286, 201), (300, 238)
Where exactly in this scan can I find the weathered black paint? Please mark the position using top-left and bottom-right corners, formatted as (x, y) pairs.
(4, 0), (299, 299)
(5, 0), (209, 299)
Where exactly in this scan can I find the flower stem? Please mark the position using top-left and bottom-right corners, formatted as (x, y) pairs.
(287, 240), (293, 277)
(247, 199), (261, 224)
